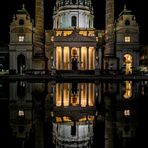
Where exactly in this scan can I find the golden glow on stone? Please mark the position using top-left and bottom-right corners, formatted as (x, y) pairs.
(123, 81), (132, 99)
(55, 83), (95, 107)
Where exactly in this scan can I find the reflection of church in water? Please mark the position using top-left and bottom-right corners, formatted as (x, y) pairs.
(7, 80), (144, 147)
(9, 0), (140, 75)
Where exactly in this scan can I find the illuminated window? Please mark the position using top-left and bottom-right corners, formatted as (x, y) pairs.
(18, 110), (24, 117)
(19, 36), (24, 42)
(125, 36), (131, 42)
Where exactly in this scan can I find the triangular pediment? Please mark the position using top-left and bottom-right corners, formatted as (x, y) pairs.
(55, 30), (96, 42)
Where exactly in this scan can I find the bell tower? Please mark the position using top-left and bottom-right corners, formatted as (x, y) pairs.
(9, 4), (33, 74)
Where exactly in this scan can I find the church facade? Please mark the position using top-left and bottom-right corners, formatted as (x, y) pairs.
(9, 0), (140, 75)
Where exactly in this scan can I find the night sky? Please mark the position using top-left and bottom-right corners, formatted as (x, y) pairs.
(0, 0), (147, 45)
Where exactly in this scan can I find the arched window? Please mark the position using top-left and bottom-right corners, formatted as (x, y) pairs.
(72, 16), (77, 27)
(19, 19), (24, 25)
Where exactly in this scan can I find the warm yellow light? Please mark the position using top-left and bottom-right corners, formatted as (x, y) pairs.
(63, 31), (72, 36)
(125, 36), (131, 42)
(123, 81), (132, 99)
(79, 31), (87, 36)
(124, 109), (130, 116)
(63, 83), (69, 106)
(88, 31), (95, 36)
(56, 83), (62, 106)
(56, 31), (62, 36)
(124, 54), (133, 75)
(63, 116), (71, 122)
(56, 117), (62, 123)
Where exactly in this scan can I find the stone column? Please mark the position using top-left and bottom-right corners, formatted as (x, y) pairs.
(104, 95), (114, 148)
(62, 47), (64, 70)
(33, 0), (46, 70)
(105, 0), (114, 57)
(34, 0), (44, 55)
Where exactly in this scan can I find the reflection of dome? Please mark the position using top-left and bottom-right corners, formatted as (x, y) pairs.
(53, 122), (93, 147)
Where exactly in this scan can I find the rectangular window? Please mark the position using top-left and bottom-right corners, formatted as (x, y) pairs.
(125, 36), (131, 42)
(19, 36), (24, 42)
(124, 109), (130, 116)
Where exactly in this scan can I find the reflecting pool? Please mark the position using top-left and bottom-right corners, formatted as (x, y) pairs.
(0, 80), (148, 148)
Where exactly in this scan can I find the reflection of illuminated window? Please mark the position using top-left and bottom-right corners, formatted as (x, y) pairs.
(79, 116), (94, 122)
(88, 83), (94, 106)
(125, 36), (131, 42)
(17, 81), (26, 98)
(18, 110), (24, 117)
(124, 109), (130, 116)
(56, 117), (72, 123)
(141, 87), (145, 95)
(123, 81), (132, 99)
(124, 54), (133, 75)
(56, 84), (62, 106)
(56, 117), (62, 123)
(81, 83), (87, 107)
(63, 83), (69, 106)
(88, 116), (94, 121)
(63, 116), (71, 122)
(79, 117), (87, 121)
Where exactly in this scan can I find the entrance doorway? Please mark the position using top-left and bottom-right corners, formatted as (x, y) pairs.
(71, 48), (78, 70)
(17, 54), (26, 74)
